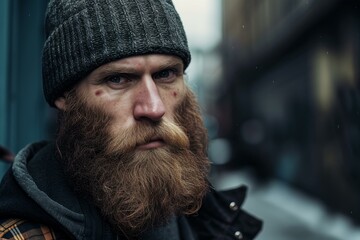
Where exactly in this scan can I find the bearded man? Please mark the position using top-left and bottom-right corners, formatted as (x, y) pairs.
(0, 0), (262, 239)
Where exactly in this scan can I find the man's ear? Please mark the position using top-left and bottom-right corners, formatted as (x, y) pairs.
(54, 97), (66, 110)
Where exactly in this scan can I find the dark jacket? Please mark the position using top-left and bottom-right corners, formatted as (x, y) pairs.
(0, 141), (262, 239)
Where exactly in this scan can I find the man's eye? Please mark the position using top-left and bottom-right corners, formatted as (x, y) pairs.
(102, 74), (130, 89)
(105, 75), (124, 83)
(154, 69), (177, 82)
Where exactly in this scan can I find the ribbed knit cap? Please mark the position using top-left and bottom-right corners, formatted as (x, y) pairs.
(42, 0), (191, 106)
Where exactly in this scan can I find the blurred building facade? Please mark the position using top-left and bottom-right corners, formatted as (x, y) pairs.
(0, 0), (53, 176)
(215, 0), (360, 225)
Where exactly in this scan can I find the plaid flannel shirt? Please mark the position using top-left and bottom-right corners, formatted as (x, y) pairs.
(0, 218), (67, 240)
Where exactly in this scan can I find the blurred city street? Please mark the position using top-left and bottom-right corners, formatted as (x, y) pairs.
(212, 169), (360, 240)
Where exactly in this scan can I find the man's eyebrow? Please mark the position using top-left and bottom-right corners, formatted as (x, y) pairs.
(92, 65), (137, 78)
(157, 60), (184, 72)
(89, 58), (184, 79)
(87, 66), (136, 82)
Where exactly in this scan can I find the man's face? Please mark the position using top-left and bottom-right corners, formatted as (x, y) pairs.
(65, 54), (186, 138)
(56, 54), (210, 236)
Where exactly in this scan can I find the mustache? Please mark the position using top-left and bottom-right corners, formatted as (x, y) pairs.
(106, 117), (190, 155)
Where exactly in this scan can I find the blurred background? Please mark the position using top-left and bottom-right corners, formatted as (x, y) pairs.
(0, 0), (359, 239)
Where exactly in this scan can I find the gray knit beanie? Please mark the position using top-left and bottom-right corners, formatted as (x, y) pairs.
(42, 0), (191, 106)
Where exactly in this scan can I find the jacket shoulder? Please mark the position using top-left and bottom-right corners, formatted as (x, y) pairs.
(187, 186), (263, 240)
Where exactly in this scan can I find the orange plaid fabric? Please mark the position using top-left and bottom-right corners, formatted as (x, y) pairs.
(0, 218), (67, 239)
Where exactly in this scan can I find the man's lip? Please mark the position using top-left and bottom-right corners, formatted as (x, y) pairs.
(136, 138), (165, 150)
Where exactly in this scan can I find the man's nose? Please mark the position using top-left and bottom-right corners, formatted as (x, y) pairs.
(133, 78), (166, 122)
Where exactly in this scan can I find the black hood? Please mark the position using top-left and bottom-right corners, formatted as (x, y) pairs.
(0, 141), (86, 238)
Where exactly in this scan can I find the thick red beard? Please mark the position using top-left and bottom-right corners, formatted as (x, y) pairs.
(56, 88), (210, 237)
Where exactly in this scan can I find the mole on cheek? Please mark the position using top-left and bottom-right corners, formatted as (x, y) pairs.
(95, 90), (103, 96)
(173, 91), (178, 97)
